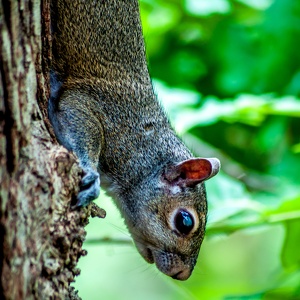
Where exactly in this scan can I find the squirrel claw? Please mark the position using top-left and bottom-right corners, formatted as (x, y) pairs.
(81, 171), (100, 187)
(73, 170), (101, 207)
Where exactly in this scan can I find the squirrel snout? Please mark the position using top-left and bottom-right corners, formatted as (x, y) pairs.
(147, 248), (194, 281)
(153, 251), (194, 281)
(171, 269), (192, 281)
(135, 242), (193, 280)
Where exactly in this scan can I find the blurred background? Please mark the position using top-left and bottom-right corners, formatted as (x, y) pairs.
(74, 0), (300, 299)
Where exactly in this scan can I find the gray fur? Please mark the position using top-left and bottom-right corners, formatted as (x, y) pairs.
(49, 0), (220, 280)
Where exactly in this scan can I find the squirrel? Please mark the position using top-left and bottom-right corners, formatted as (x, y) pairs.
(49, 0), (220, 281)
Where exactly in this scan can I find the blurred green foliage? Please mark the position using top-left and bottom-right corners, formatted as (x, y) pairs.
(74, 0), (300, 299)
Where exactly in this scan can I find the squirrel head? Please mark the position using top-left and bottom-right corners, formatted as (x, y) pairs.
(119, 157), (220, 280)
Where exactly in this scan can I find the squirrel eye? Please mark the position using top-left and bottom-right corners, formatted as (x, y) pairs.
(174, 210), (194, 235)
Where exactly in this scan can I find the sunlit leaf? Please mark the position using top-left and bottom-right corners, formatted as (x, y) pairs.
(185, 0), (231, 16)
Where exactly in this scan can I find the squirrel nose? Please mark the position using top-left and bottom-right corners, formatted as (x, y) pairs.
(171, 269), (191, 281)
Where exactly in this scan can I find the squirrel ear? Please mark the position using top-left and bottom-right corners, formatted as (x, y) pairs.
(164, 158), (220, 187)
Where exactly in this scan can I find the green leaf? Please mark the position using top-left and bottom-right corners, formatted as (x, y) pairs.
(281, 220), (300, 269)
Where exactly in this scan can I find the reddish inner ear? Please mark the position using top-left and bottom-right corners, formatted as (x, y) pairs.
(180, 159), (212, 181)
(165, 158), (215, 187)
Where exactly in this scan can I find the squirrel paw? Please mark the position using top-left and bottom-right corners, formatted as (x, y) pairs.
(73, 169), (100, 207)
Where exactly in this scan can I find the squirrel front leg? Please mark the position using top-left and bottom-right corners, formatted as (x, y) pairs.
(49, 75), (103, 207)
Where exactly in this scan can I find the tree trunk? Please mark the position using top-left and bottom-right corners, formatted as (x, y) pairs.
(0, 1), (103, 299)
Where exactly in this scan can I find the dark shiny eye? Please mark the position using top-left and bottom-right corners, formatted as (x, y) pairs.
(175, 210), (194, 235)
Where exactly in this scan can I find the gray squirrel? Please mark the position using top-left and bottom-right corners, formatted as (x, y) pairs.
(49, 0), (220, 280)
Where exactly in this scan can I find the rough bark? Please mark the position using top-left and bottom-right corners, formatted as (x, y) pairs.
(0, 1), (103, 299)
